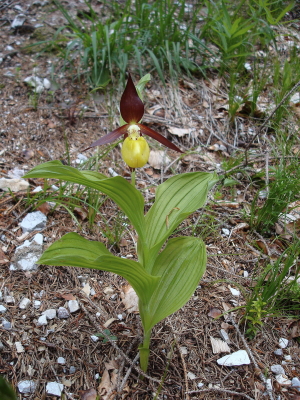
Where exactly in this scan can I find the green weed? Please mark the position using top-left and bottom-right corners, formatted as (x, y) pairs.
(249, 159), (300, 235)
(243, 239), (300, 338)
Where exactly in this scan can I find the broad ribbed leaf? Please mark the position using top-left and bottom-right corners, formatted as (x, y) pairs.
(24, 161), (145, 241)
(141, 171), (217, 271)
(39, 233), (159, 305)
(140, 237), (206, 331)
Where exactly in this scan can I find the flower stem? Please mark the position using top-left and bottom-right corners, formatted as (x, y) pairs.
(131, 169), (136, 187)
(139, 329), (151, 372)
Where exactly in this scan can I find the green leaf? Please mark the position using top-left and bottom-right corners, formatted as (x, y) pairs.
(24, 161), (145, 241)
(38, 233), (159, 305)
(0, 376), (17, 400)
(140, 237), (206, 331)
(141, 171), (217, 271)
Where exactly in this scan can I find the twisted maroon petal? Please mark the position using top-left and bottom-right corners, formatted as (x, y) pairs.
(120, 74), (144, 124)
(138, 124), (183, 153)
(83, 125), (128, 151)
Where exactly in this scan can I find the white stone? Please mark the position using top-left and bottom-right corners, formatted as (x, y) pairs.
(37, 314), (48, 326)
(0, 305), (7, 313)
(33, 300), (41, 309)
(57, 357), (66, 364)
(2, 319), (11, 329)
(32, 186), (43, 193)
(43, 309), (56, 320)
(274, 348), (283, 356)
(279, 338), (289, 348)
(271, 365), (285, 375)
(18, 380), (37, 394)
(57, 307), (69, 319)
(265, 379), (272, 392)
(68, 300), (79, 313)
(0, 177), (29, 192)
(90, 335), (99, 342)
(69, 366), (76, 374)
(284, 355), (292, 361)
(275, 374), (291, 385)
(43, 78), (51, 89)
(117, 314), (123, 320)
(221, 228), (230, 236)
(33, 233), (44, 245)
(292, 377), (300, 390)
(197, 382), (204, 388)
(46, 381), (64, 397)
(217, 350), (251, 366)
(229, 286), (240, 296)
(19, 297), (31, 309)
(187, 372), (196, 380)
(15, 342), (25, 353)
(20, 211), (47, 233)
(10, 233), (44, 271)
(11, 14), (26, 28)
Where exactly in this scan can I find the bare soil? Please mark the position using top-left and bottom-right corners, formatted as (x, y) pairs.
(1, 1), (300, 400)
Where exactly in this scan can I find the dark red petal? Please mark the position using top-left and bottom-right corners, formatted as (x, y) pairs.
(138, 124), (183, 153)
(120, 74), (144, 124)
(83, 125), (128, 151)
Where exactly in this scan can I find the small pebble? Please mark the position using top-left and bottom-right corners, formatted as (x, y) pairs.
(33, 300), (41, 309)
(292, 377), (300, 391)
(279, 338), (288, 348)
(19, 297), (31, 309)
(90, 335), (99, 342)
(57, 357), (66, 365)
(0, 305), (7, 313)
(221, 228), (230, 236)
(117, 314), (123, 320)
(2, 319), (11, 329)
(5, 295), (15, 304)
(57, 307), (69, 319)
(271, 365), (285, 375)
(46, 382), (64, 397)
(229, 286), (240, 296)
(18, 380), (37, 394)
(43, 309), (57, 320)
(68, 300), (79, 313)
(36, 314), (48, 326)
(274, 348), (283, 356)
(284, 355), (292, 361)
(69, 366), (76, 374)
(275, 374), (291, 385)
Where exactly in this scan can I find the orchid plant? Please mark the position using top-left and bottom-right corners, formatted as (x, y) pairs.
(24, 74), (217, 372)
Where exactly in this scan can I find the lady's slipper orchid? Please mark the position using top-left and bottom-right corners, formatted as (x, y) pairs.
(84, 74), (183, 168)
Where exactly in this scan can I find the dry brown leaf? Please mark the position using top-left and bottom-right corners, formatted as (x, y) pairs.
(207, 308), (222, 319)
(98, 369), (118, 400)
(104, 359), (118, 370)
(60, 293), (76, 300)
(79, 388), (97, 400)
(121, 285), (139, 313)
(0, 248), (9, 264)
(210, 336), (230, 354)
(148, 150), (171, 170)
(74, 206), (88, 220)
(289, 320), (300, 338)
(103, 318), (117, 328)
(37, 202), (51, 216)
(167, 126), (190, 137)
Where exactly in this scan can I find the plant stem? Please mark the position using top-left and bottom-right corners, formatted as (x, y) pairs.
(139, 329), (151, 372)
(131, 169), (136, 187)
